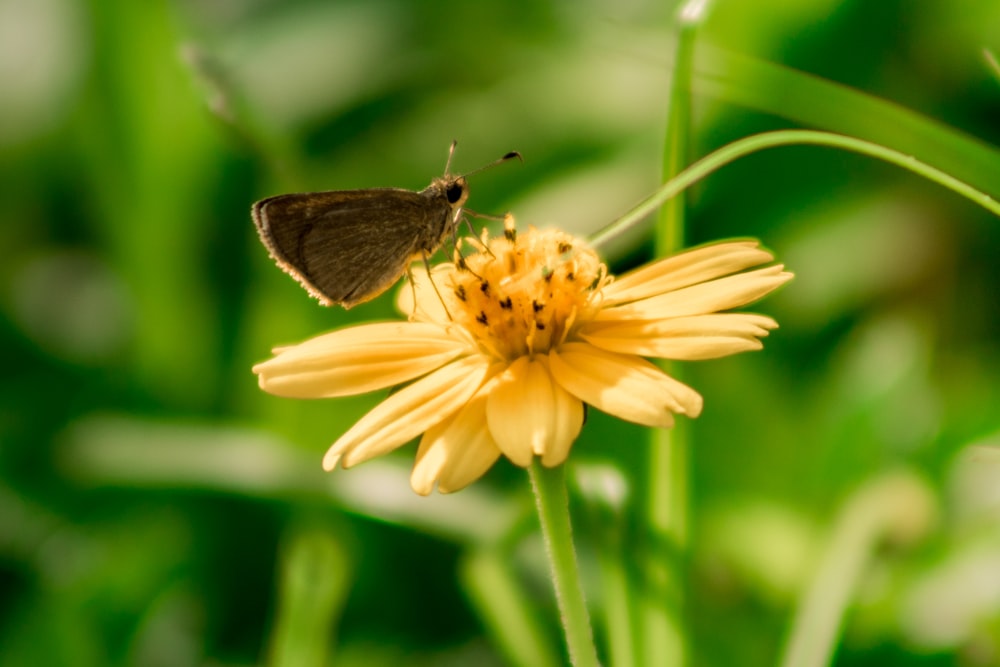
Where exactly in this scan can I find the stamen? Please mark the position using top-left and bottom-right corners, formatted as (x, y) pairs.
(431, 225), (604, 362)
(503, 213), (517, 242)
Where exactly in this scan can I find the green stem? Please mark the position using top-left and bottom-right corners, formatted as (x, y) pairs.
(461, 549), (562, 667)
(268, 524), (351, 667)
(641, 428), (687, 666)
(639, 3), (709, 664)
(573, 463), (634, 667)
(777, 471), (935, 667)
(529, 462), (600, 667)
(596, 532), (635, 667)
(590, 129), (1000, 251)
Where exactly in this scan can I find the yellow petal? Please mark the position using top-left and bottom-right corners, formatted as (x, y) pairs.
(323, 356), (495, 470)
(410, 387), (502, 495)
(548, 342), (702, 427)
(597, 265), (793, 321)
(579, 313), (779, 360)
(254, 321), (469, 398)
(603, 241), (775, 305)
(485, 356), (584, 468)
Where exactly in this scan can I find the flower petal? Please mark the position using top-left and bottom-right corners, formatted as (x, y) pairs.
(254, 321), (469, 398)
(324, 356), (495, 470)
(579, 313), (780, 360)
(602, 241), (776, 305)
(485, 356), (584, 468)
(548, 342), (702, 427)
(410, 387), (502, 495)
(596, 265), (793, 321)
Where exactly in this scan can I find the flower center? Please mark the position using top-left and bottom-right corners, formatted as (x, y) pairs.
(441, 223), (608, 361)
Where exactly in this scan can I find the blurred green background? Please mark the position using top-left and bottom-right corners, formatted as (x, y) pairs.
(2, 0), (1000, 665)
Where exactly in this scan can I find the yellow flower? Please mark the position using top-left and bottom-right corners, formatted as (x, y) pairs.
(253, 222), (793, 495)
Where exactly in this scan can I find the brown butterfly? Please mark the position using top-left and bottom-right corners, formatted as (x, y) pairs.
(252, 143), (520, 308)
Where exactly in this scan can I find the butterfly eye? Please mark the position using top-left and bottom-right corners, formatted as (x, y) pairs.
(446, 182), (466, 204)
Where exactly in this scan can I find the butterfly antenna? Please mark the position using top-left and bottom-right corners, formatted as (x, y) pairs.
(443, 140), (458, 176)
(461, 150), (523, 180)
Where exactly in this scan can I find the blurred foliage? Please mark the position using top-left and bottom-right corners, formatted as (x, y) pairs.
(2, 0), (1000, 665)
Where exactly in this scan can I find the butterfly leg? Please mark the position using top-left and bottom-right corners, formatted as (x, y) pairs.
(417, 250), (453, 322)
(461, 208), (512, 261)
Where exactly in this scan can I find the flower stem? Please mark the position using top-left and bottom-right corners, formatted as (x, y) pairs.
(635, 1), (706, 664)
(529, 461), (600, 667)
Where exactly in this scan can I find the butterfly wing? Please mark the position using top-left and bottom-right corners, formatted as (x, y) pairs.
(253, 188), (451, 308)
